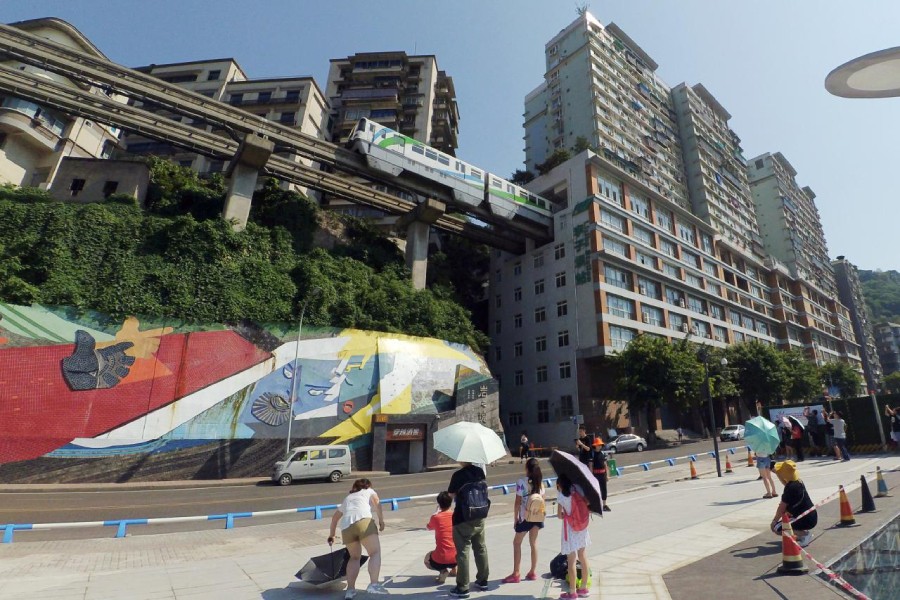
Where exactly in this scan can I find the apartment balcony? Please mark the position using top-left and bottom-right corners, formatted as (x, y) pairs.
(0, 104), (65, 151)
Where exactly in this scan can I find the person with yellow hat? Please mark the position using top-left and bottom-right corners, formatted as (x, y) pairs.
(769, 460), (817, 547)
(590, 438), (611, 511)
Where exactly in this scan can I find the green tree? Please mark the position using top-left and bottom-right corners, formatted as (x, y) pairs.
(573, 136), (593, 153)
(615, 335), (703, 443)
(820, 362), (863, 398)
(781, 349), (822, 402)
(725, 341), (790, 412)
(535, 149), (571, 175)
(509, 169), (535, 185)
(883, 372), (900, 394)
(858, 269), (900, 324)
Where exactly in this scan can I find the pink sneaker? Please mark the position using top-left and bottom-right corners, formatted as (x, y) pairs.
(559, 593), (577, 600)
(577, 588), (590, 597)
(502, 574), (520, 584)
(524, 572), (538, 581)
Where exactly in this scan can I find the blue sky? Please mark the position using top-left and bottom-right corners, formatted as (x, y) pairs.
(4, 1), (898, 271)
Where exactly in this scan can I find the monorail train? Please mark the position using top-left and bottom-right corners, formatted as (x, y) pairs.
(347, 118), (552, 226)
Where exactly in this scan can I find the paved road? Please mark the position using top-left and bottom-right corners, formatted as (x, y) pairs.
(0, 439), (746, 541)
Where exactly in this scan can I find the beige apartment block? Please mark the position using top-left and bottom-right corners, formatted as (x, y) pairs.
(0, 18), (125, 189)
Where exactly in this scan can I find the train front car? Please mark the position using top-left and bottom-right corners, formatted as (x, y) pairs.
(349, 118), (405, 176)
(484, 174), (553, 228)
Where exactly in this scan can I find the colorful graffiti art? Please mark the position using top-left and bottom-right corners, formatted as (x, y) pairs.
(0, 303), (496, 474)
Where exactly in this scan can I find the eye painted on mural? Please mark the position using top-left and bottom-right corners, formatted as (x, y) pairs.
(251, 391), (292, 426)
(61, 330), (135, 391)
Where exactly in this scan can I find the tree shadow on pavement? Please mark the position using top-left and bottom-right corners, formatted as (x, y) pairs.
(731, 540), (782, 559)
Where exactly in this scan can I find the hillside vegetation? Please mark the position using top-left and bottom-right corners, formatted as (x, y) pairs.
(859, 269), (900, 325)
(0, 158), (489, 351)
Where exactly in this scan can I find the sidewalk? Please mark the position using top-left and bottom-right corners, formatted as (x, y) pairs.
(0, 456), (896, 599)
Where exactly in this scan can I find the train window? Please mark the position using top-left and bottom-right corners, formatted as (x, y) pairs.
(539, 200), (547, 209)
(438, 156), (450, 166)
(425, 149), (438, 161)
(491, 178), (502, 188)
(507, 184), (515, 194)
(456, 162), (464, 172)
(472, 169), (482, 178)
(412, 145), (425, 155)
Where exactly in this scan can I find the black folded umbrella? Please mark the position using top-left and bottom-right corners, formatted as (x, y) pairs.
(296, 547), (369, 585)
(549, 449), (604, 515)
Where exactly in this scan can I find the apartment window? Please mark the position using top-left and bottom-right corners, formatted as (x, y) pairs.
(555, 272), (567, 288)
(535, 307), (546, 323)
(206, 70), (221, 81)
(656, 209), (673, 232)
(514, 314), (523, 328)
(285, 89), (301, 103)
(608, 294), (636, 320)
(714, 326), (728, 342)
(669, 313), (686, 333)
(515, 370), (524, 386)
(730, 309), (742, 327)
(630, 193), (650, 220)
(508, 412), (523, 426)
(710, 304), (724, 320)
(537, 399), (550, 423)
(535, 279), (545, 295)
(102, 181), (119, 197)
(666, 287), (685, 307)
(495, 269), (502, 283)
(495, 320), (502, 334)
(514, 262), (522, 275)
(633, 226), (653, 246)
(637, 276), (662, 300)
(536, 366), (548, 383)
(559, 395), (574, 419)
(641, 305), (664, 326)
(257, 91), (272, 103)
(604, 238), (628, 257)
(279, 111), (295, 124)
(682, 250), (699, 268)
(686, 273), (702, 289)
(514, 287), (522, 301)
(534, 254), (544, 268)
(69, 178), (85, 197)
(597, 173), (623, 206)
(535, 336), (547, 352)
(664, 263), (681, 279)
(609, 325), (636, 350)
(757, 322), (770, 336)
(601, 209), (625, 232)
(742, 315), (755, 330)
(636, 251), (655, 268)
(229, 93), (243, 105)
(707, 281), (721, 296)
(558, 330), (570, 347)
(700, 232), (714, 254)
(514, 342), (523, 357)
(660, 239), (677, 257)
(604, 265), (631, 290)
(678, 223), (696, 244)
(694, 321), (711, 338)
(555, 243), (566, 260)
(733, 331), (745, 343)
(688, 296), (705, 314)
(703, 261), (718, 277)
(557, 300), (568, 317)
(559, 361), (572, 379)
(496, 295), (502, 308)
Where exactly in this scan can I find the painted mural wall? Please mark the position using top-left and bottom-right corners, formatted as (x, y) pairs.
(0, 303), (499, 481)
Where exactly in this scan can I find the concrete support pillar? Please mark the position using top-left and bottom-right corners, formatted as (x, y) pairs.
(397, 198), (446, 290)
(223, 134), (274, 231)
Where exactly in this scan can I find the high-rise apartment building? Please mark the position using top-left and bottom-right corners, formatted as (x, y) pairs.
(832, 256), (883, 390)
(490, 10), (862, 446)
(123, 59), (329, 196)
(747, 152), (835, 295)
(1, 19), (124, 189)
(875, 322), (900, 377)
(326, 52), (458, 154)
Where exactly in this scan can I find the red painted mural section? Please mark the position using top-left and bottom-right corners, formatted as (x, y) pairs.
(0, 330), (271, 463)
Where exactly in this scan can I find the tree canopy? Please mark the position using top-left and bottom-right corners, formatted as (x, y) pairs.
(859, 269), (900, 324)
(820, 361), (863, 398)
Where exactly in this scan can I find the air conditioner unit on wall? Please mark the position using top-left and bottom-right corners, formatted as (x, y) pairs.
(679, 299), (686, 308)
(681, 323), (689, 333)
(643, 314), (650, 324)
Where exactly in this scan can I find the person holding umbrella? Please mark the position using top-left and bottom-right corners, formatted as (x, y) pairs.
(556, 473), (592, 599)
(327, 478), (388, 598)
(744, 416), (780, 499)
(788, 416), (805, 462)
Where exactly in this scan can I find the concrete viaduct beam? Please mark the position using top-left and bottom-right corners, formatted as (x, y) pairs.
(223, 134), (275, 231)
(396, 198), (446, 290)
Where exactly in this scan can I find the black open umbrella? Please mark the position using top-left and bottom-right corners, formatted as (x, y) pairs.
(787, 415), (805, 431)
(549, 449), (604, 515)
(296, 547), (369, 585)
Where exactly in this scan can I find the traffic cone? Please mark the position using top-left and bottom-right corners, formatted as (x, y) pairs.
(776, 513), (808, 575)
(859, 476), (876, 513)
(747, 448), (754, 467)
(725, 456), (734, 473)
(689, 460), (698, 480)
(875, 467), (888, 498)
(837, 485), (857, 526)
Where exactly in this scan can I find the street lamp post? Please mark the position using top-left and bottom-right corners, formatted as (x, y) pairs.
(701, 349), (725, 478)
(285, 287), (321, 458)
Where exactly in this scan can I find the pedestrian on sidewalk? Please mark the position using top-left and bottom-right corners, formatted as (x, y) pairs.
(790, 419), (804, 462)
(590, 438), (611, 511)
(755, 452), (776, 498)
(575, 426), (592, 467)
(556, 474), (591, 599)
(830, 411), (851, 461)
(676, 427), (683, 444)
(502, 457), (545, 584)
(770, 460), (817, 548)
(327, 478), (389, 598)
(885, 405), (900, 450)
(447, 462), (490, 598)
(424, 492), (457, 584)
(520, 431), (531, 462)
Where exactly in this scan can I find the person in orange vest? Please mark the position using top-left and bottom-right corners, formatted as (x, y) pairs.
(590, 438), (611, 511)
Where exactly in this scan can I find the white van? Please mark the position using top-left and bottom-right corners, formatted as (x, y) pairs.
(273, 445), (352, 486)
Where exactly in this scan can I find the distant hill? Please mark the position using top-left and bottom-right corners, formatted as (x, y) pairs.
(859, 269), (900, 325)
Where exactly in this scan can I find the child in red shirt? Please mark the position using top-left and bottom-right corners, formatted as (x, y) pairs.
(424, 491), (458, 583)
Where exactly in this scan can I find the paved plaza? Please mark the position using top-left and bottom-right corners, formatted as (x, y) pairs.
(0, 455), (897, 600)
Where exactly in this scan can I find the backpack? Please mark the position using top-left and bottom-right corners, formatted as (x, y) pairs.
(549, 553), (568, 579)
(457, 480), (490, 521)
(563, 489), (590, 533)
(524, 492), (546, 523)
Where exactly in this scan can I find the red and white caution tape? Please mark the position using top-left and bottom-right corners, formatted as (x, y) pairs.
(784, 536), (870, 600)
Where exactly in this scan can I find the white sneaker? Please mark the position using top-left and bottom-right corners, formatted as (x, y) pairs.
(344, 590), (357, 600)
(366, 582), (390, 595)
(796, 532), (813, 548)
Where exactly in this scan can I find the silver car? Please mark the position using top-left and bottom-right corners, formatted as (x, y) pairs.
(607, 434), (647, 453)
(720, 425), (745, 441)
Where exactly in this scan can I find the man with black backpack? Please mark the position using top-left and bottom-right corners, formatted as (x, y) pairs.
(447, 462), (491, 598)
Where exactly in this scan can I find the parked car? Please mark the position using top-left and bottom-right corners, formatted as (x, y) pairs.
(606, 434), (647, 453)
(272, 445), (351, 486)
(720, 425), (745, 441)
